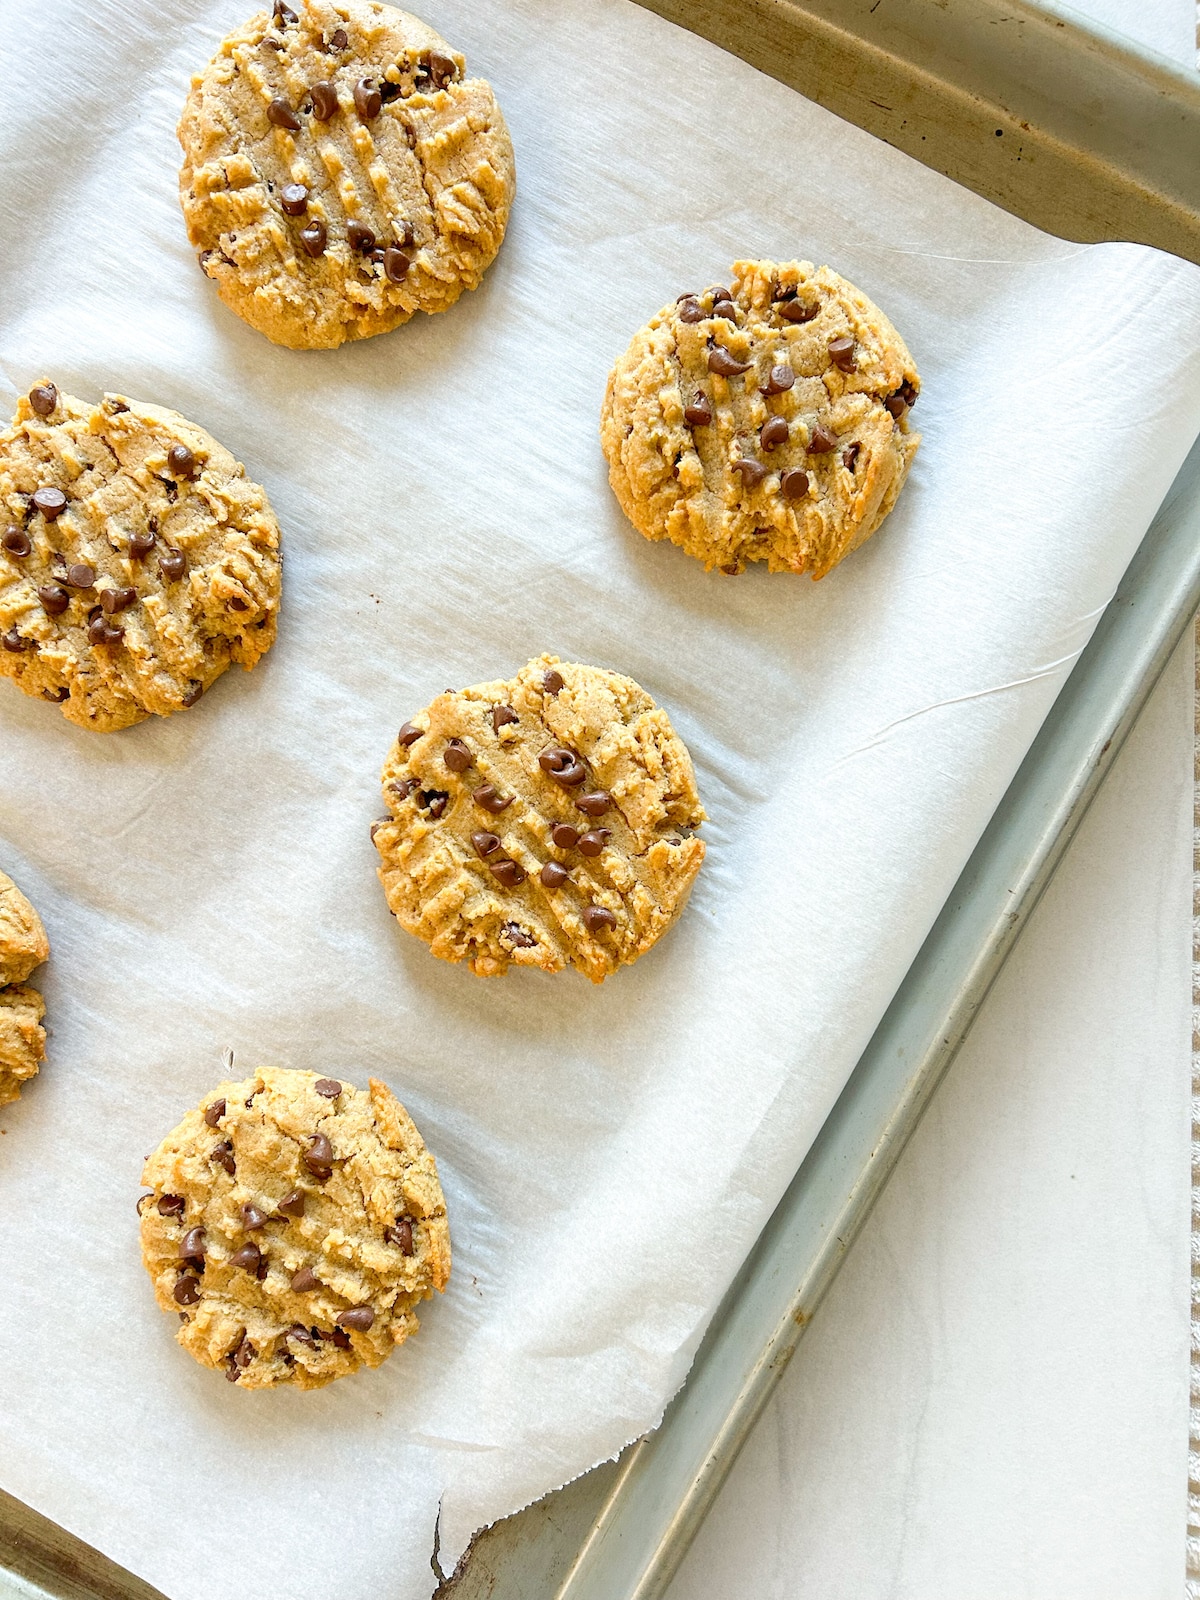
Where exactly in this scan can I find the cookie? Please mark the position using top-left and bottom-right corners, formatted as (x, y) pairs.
(0, 870), (49, 1107)
(372, 654), (706, 982)
(179, 0), (516, 349)
(0, 383), (282, 732)
(139, 1066), (450, 1390)
(600, 259), (920, 577)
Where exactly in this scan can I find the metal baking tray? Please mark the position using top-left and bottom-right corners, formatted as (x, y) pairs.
(3, 1), (1199, 1596)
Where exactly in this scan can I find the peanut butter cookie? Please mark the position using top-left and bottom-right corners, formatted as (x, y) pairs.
(139, 1066), (450, 1390)
(373, 655), (706, 982)
(0, 382), (281, 732)
(0, 870), (49, 1107)
(601, 259), (920, 577)
(179, 0), (516, 349)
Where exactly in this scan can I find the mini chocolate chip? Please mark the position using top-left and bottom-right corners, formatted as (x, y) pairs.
(204, 1099), (226, 1127)
(88, 616), (124, 647)
(66, 562), (95, 588)
(129, 527), (156, 558)
(2, 527), (30, 557)
(474, 783), (513, 814)
(158, 1193), (185, 1216)
(29, 383), (58, 416)
(443, 738), (471, 772)
(708, 347), (751, 377)
(181, 681), (204, 707)
(428, 49), (458, 85)
(210, 1139), (236, 1175)
(277, 1187), (306, 1218)
(732, 458), (767, 487)
(32, 487), (67, 520)
(38, 584), (69, 615)
(304, 1132), (334, 1177)
(684, 392), (712, 426)
(268, 96), (301, 131)
(330, 27), (348, 47)
(491, 704), (518, 732)
(173, 1276), (201, 1305)
(582, 905), (617, 933)
(354, 77), (382, 119)
(542, 669), (564, 694)
(828, 335), (856, 372)
(843, 443), (862, 471)
(232, 1335), (256, 1369)
(398, 720), (423, 747)
(575, 791), (612, 816)
(300, 219), (328, 257)
(578, 829), (611, 857)
(419, 789), (449, 819)
(100, 585), (136, 614)
(394, 218), (415, 248)
(330, 1326), (352, 1349)
(808, 424), (838, 453)
(551, 823), (580, 848)
(489, 858), (526, 887)
(291, 1265), (321, 1292)
(472, 830), (501, 858)
(180, 1226), (206, 1263)
(386, 1217), (415, 1255)
(505, 923), (536, 948)
(678, 298), (704, 323)
(540, 860), (569, 888)
(779, 299), (818, 324)
(781, 468), (810, 499)
(711, 299), (737, 320)
(280, 183), (309, 216)
(229, 1242), (261, 1272)
(315, 1078), (342, 1099)
(310, 80), (339, 119)
(539, 747), (587, 785)
(241, 1202), (268, 1230)
(159, 549), (187, 582)
(383, 246), (410, 283)
(884, 393), (907, 419)
(168, 444), (197, 479)
(337, 1306), (376, 1331)
(1, 628), (31, 653)
(763, 364), (795, 395)
(760, 417), (789, 450)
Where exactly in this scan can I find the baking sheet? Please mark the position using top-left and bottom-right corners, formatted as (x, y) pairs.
(3, 2), (1200, 1598)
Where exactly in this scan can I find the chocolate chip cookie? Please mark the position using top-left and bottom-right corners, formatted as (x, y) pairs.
(600, 259), (921, 577)
(179, 0), (516, 349)
(0, 870), (49, 1107)
(0, 383), (282, 732)
(373, 655), (707, 982)
(140, 1066), (450, 1390)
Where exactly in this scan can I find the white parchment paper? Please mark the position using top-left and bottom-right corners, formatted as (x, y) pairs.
(3, 2), (1200, 1597)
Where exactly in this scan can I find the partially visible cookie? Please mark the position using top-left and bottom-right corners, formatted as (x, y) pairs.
(139, 1066), (450, 1390)
(372, 654), (707, 982)
(600, 259), (920, 577)
(0, 870), (48, 1107)
(0, 383), (282, 732)
(179, 0), (516, 349)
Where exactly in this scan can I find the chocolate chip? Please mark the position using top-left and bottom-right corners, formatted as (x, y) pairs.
(1, 628), (30, 653)
(540, 860), (569, 888)
(732, 457), (767, 487)
(241, 1202), (268, 1230)
(159, 548), (187, 582)
(2, 527), (30, 557)
(354, 78), (382, 119)
(43, 686), (70, 702)
(388, 778), (416, 801)
(310, 80), (339, 119)
(379, 80), (402, 103)
(505, 923), (536, 948)
(779, 299), (818, 324)
(394, 219), (415, 248)
(684, 392), (712, 426)
(720, 563), (742, 575)
(763, 365), (795, 395)
(32, 487), (66, 520)
(473, 783), (513, 815)
(489, 858), (526, 887)
(304, 1132), (334, 1178)
(330, 27), (348, 48)
(88, 615), (123, 646)
(277, 1187), (306, 1218)
(100, 585), (136, 614)
(204, 1099), (226, 1127)
(828, 335), (856, 372)
(129, 527), (156, 558)
(578, 829), (611, 857)
(65, 563), (94, 588)
(29, 383), (58, 417)
(37, 584), (69, 615)
(347, 219), (376, 254)
(539, 747), (587, 786)
(168, 444), (197, 479)
(229, 1242), (261, 1272)
(575, 791), (611, 816)
(899, 380), (918, 408)
(884, 393), (907, 419)
(551, 823), (580, 849)
(173, 1276), (201, 1305)
(843, 443), (861, 471)
(158, 1193), (185, 1216)
(708, 347), (751, 377)
(781, 468), (810, 499)
(383, 246), (410, 283)
(582, 905), (617, 933)
(181, 681), (203, 707)
(472, 830), (501, 858)
(760, 417), (789, 451)
(419, 789), (449, 818)
(706, 286), (731, 303)
(542, 669), (564, 694)
(210, 1139), (236, 1175)
(678, 298), (705, 323)
(491, 704), (518, 732)
(428, 50), (458, 86)
(280, 183), (309, 216)
(337, 1306), (375, 1332)
(180, 1226), (207, 1264)
(330, 1326), (352, 1349)
(398, 720), (423, 747)
(711, 299), (737, 321)
(386, 1217), (414, 1255)
(808, 424), (838, 453)
(291, 1265), (321, 1292)
(443, 738), (472, 772)
(273, 0), (298, 20)
(285, 1322), (316, 1346)
(268, 96), (301, 131)
(300, 219), (328, 257)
